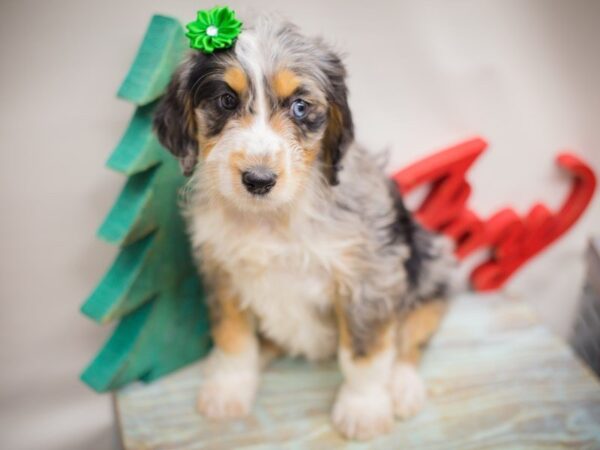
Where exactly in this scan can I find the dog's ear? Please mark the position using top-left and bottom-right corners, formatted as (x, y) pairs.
(153, 68), (198, 176)
(320, 51), (354, 185)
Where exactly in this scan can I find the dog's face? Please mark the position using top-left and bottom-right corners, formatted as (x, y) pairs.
(154, 18), (353, 212)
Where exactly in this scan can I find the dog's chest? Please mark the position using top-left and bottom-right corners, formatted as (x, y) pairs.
(194, 214), (339, 360)
(239, 253), (337, 360)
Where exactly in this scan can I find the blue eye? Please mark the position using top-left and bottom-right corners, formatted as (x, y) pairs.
(291, 99), (308, 119)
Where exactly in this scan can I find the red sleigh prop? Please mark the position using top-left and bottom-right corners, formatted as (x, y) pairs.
(392, 137), (596, 291)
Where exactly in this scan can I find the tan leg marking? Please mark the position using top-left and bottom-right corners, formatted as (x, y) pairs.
(211, 291), (254, 354)
(397, 300), (448, 364)
(196, 266), (259, 420)
(392, 299), (448, 420)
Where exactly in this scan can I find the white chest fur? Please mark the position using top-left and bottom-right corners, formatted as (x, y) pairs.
(191, 206), (342, 360)
(237, 250), (337, 360)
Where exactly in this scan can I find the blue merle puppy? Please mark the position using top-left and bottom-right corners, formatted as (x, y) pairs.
(154, 14), (454, 440)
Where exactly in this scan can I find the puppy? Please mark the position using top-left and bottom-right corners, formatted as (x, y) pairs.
(154, 15), (454, 440)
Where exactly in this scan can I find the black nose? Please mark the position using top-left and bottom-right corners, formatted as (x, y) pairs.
(241, 168), (277, 195)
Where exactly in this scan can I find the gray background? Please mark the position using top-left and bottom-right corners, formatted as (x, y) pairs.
(1, 1), (599, 449)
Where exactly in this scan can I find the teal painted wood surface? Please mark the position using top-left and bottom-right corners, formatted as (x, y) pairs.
(117, 15), (187, 105)
(115, 293), (600, 449)
(80, 15), (212, 392)
(106, 103), (165, 177)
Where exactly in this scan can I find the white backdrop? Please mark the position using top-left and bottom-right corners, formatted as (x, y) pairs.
(1, 1), (598, 449)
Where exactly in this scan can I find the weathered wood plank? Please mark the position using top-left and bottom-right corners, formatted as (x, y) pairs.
(115, 293), (600, 449)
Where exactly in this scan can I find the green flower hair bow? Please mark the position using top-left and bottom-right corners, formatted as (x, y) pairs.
(185, 6), (243, 54)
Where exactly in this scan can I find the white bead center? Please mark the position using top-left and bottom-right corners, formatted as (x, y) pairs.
(206, 25), (219, 37)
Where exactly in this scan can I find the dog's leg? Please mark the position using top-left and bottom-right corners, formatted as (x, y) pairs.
(197, 288), (260, 419)
(331, 302), (396, 440)
(391, 299), (447, 419)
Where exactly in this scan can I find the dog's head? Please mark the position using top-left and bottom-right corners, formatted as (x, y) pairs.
(154, 16), (353, 212)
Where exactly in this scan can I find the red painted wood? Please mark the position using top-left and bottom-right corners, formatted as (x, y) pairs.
(392, 138), (596, 291)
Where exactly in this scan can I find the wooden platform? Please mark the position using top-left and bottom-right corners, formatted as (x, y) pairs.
(114, 293), (600, 449)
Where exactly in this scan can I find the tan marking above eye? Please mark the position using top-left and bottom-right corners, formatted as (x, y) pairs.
(223, 66), (248, 95)
(272, 69), (300, 99)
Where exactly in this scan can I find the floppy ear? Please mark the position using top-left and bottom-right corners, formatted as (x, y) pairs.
(153, 68), (198, 176)
(320, 52), (354, 185)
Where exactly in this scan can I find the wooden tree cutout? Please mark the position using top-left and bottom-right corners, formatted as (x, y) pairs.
(80, 16), (211, 392)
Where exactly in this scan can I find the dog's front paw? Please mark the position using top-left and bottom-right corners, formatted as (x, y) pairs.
(390, 362), (427, 420)
(332, 383), (393, 440)
(196, 372), (258, 420)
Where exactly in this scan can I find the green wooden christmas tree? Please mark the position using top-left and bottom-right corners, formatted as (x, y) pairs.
(81, 15), (211, 392)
